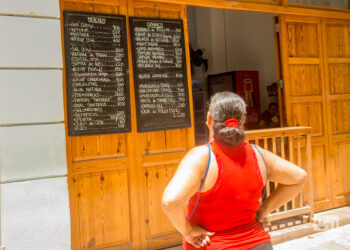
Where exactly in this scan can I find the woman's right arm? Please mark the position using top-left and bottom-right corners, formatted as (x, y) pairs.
(256, 147), (308, 223)
(162, 146), (214, 248)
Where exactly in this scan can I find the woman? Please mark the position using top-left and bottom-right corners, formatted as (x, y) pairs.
(162, 92), (307, 250)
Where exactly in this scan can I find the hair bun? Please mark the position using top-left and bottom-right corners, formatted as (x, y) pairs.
(213, 123), (245, 146)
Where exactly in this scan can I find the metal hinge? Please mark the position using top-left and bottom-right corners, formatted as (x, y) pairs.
(278, 79), (284, 88)
(273, 23), (281, 33)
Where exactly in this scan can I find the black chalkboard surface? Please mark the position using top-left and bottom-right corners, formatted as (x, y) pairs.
(130, 17), (191, 132)
(63, 11), (131, 136)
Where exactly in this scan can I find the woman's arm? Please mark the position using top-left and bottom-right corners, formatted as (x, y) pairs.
(255, 146), (308, 224)
(162, 146), (214, 248)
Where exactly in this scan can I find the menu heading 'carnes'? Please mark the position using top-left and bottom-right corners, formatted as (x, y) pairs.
(63, 11), (131, 136)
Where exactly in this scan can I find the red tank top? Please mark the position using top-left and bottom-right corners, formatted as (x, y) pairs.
(184, 141), (271, 250)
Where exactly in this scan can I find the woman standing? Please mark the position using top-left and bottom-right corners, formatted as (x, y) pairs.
(162, 92), (307, 249)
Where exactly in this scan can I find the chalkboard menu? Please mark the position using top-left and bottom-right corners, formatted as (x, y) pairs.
(63, 11), (131, 136)
(130, 17), (191, 132)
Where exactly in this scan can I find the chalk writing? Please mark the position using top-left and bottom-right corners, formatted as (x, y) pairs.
(63, 11), (130, 136)
(130, 17), (190, 132)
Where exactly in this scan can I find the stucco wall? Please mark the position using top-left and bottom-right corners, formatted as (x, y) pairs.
(0, 1), (71, 249)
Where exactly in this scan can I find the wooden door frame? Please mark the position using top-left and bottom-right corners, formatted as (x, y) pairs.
(273, 16), (286, 127)
(143, 0), (350, 20)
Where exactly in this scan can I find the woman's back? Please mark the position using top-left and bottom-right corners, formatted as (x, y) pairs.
(184, 142), (270, 249)
(162, 92), (307, 250)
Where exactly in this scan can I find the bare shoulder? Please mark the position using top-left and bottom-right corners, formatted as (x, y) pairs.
(186, 145), (209, 158)
(179, 145), (210, 177)
(182, 145), (210, 165)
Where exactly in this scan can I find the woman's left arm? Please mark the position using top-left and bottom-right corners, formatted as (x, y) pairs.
(162, 146), (214, 248)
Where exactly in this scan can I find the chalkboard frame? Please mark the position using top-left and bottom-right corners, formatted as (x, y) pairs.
(129, 16), (192, 133)
(63, 11), (131, 136)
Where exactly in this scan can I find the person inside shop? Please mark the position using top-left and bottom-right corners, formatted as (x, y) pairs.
(161, 92), (307, 249)
(259, 102), (279, 128)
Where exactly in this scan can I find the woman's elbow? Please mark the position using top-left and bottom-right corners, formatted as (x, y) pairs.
(161, 193), (182, 211)
(298, 169), (308, 184)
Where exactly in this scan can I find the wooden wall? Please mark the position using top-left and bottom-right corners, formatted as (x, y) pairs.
(59, 0), (194, 249)
(280, 16), (350, 211)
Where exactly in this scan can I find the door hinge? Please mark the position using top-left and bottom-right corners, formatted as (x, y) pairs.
(278, 79), (284, 88)
(273, 23), (281, 33)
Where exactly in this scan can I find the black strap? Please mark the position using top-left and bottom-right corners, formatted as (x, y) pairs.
(187, 142), (211, 221)
(252, 144), (268, 203)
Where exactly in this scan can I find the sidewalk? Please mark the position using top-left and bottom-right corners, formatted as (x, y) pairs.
(274, 223), (350, 249)
(164, 205), (350, 250)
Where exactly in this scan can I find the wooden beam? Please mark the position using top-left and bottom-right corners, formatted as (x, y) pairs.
(269, 206), (312, 221)
(143, 0), (350, 20)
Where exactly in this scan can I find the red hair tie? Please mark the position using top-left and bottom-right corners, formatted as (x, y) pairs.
(224, 118), (239, 128)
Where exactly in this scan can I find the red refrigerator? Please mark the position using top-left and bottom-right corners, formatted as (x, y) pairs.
(208, 71), (261, 130)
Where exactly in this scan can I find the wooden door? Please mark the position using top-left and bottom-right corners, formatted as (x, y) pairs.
(280, 15), (333, 211)
(280, 15), (350, 211)
(322, 19), (350, 208)
(60, 0), (194, 249)
(60, 1), (140, 249)
(127, 1), (194, 249)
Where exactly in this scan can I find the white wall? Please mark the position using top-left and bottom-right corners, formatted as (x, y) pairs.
(0, 1), (71, 249)
(188, 7), (279, 112)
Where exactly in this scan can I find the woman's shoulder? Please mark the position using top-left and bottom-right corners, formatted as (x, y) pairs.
(186, 144), (210, 158)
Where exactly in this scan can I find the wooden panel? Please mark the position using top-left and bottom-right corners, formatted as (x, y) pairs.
(71, 134), (127, 161)
(145, 165), (177, 237)
(137, 0), (350, 20)
(287, 22), (319, 57)
(329, 63), (350, 94)
(60, 1), (141, 250)
(306, 146), (328, 204)
(289, 64), (322, 96)
(281, 16), (333, 211)
(73, 170), (131, 249)
(334, 143), (350, 199)
(326, 24), (350, 58)
(141, 129), (188, 155)
(331, 100), (350, 134)
(129, 1), (194, 249)
(291, 102), (323, 136)
(293, 144), (328, 210)
(323, 20), (350, 209)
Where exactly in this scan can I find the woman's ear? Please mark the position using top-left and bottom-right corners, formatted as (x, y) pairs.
(240, 116), (246, 129)
(206, 112), (213, 127)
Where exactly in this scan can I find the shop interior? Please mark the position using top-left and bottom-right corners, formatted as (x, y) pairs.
(187, 7), (281, 145)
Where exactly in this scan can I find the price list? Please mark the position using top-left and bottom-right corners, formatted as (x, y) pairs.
(130, 17), (191, 132)
(63, 11), (130, 136)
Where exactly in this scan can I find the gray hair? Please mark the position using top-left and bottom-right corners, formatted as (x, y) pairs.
(209, 92), (246, 146)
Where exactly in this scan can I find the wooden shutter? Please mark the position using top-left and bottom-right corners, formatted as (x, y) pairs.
(280, 15), (333, 211)
(60, 1), (140, 249)
(322, 19), (350, 208)
(127, 1), (194, 249)
(61, 0), (194, 249)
